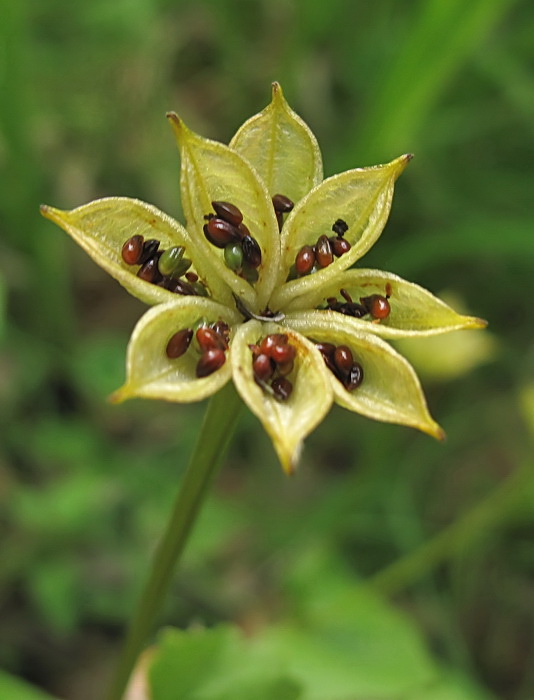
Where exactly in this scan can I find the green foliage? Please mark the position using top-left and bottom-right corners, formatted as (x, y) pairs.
(0, 670), (56, 700)
(1, 0), (533, 697)
(147, 575), (493, 700)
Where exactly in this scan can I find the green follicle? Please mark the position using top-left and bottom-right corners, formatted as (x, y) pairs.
(158, 245), (185, 276)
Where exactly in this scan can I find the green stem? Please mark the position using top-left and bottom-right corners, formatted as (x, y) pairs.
(106, 383), (242, 700)
(370, 460), (530, 596)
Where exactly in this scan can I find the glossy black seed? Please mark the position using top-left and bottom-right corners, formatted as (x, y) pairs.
(139, 239), (160, 265)
(166, 329), (193, 359)
(211, 201), (243, 227)
(275, 211), (284, 231)
(272, 194), (294, 213)
(253, 353), (275, 382)
(271, 376), (293, 402)
(295, 245), (315, 276)
(315, 235), (334, 268)
(346, 362), (364, 391)
(122, 235), (144, 265)
(332, 219), (348, 236)
(330, 236), (351, 257)
(205, 217), (241, 248)
(137, 257), (161, 283)
(242, 235), (262, 267)
(196, 348), (226, 377)
(361, 294), (391, 320)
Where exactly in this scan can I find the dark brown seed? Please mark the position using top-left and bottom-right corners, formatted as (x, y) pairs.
(260, 334), (288, 357)
(361, 294), (391, 320)
(275, 211), (284, 231)
(236, 222), (250, 240)
(253, 353), (275, 382)
(122, 235), (144, 265)
(330, 236), (351, 257)
(332, 219), (348, 236)
(185, 271), (199, 283)
(205, 217), (241, 248)
(295, 245), (315, 276)
(270, 342), (296, 365)
(242, 235), (262, 267)
(334, 345), (354, 375)
(315, 235), (334, 268)
(196, 326), (226, 352)
(137, 257), (160, 283)
(139, 239), (160, 265)
(315, 342), (336, 359)
(211, 201), (243, 227)
(272, 194), (294, 213)
(170, 278), (196, 295)
(166, 329), (193, 359)
(271, 376), (293, 402)
(276, 359), (294, 376)
(196, 348), (226, 377)
(212, 320), (230, 345)
(345, 362), (364, 391)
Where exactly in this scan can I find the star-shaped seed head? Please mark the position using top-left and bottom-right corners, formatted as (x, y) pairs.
(41, 83), (486, 473)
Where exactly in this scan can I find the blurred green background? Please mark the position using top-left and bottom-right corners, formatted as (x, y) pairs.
(1, 0), (533, 698)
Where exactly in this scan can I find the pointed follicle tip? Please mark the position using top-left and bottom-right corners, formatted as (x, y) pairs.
(108, 387), (129, 405)
(166, 111), (180, 126)
(405, 153), (414, 163)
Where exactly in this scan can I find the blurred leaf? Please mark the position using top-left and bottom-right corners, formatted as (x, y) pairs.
(26, 559), (79, 632)
(0, 669), (57, 699)
(148, 625), (302, 700)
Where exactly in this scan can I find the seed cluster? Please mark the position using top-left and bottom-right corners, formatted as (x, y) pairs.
(292, 219), (351, 278)
(166, 319), (230, 378)
(314, 341), (364, 392)
(121, 235), (208, 296)
(249, 333), (296, 402)
(324, 285), (392, 321)
(203, 201), (262, 284)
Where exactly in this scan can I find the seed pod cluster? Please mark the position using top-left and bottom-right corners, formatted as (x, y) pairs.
(314, 341), (364, 392)
(203, 200), (262, 283)
(249, 333), (296, 402)
(165, 319), (231, 378)
(121, 235), (208, 297)
(324, 285), (392, 322)
(272, 193), (294, 231)
(292, 218), (351, 278)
